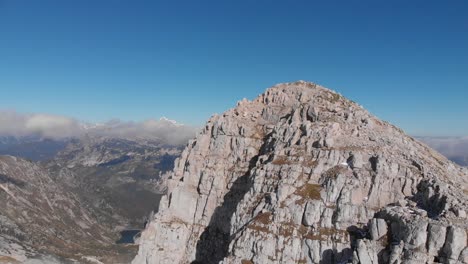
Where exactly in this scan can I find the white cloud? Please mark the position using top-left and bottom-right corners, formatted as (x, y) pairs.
(25, 114), (83, 138)
(89, 118), (197, 145)
(417, 136), (468, 166)
(0, 111), (81, 138)
(0, 110), (197, 145)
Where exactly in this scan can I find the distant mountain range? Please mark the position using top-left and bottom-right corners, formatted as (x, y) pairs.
(48, 136), (183, 227)
(2, 134), (465, 167)
(0, 122), (194, 262)
(0, 136), (71, 161)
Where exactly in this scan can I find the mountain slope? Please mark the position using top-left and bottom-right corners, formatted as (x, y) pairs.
(0, 155), (139, 263)
(133, 81), (468, 264)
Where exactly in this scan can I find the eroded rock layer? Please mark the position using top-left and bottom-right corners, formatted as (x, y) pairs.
(133, 81), (468, 264)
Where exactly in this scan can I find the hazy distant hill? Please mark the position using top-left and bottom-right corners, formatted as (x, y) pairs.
(0, 136), (70, 161)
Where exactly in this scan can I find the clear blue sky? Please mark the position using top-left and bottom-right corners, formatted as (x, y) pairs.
(0, 0), (467, 136)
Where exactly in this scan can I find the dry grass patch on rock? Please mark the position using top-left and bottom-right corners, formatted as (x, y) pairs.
(247, 212), (272, 233)
(295, 183), (322, 200)
(272, 156), (293, 166)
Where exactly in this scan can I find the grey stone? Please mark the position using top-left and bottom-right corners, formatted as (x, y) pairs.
(443, 226), (467, 260)
(132, 81), (468, 264)
(369, 218), (388, 241)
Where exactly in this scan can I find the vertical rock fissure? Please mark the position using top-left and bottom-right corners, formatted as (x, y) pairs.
(192, 133), (272, 264)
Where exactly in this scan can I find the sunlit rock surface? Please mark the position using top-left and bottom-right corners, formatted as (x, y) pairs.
(133, 81), (468, 264)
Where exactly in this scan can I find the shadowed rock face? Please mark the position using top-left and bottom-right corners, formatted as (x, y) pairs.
(133, 81), (468, 264)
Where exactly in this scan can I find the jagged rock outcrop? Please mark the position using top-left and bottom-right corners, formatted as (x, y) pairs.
(133, 81), (468, 264)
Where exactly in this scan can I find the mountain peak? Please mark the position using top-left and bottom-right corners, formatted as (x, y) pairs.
(133, 82), (468, 264)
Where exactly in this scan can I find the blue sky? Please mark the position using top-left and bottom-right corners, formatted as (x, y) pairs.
(0, 0), (467, 136)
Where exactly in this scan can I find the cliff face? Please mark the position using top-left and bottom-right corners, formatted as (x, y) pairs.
(133, 81), (468, 264)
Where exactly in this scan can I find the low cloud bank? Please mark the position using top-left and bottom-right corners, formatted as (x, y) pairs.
(0, 111), (197, 145)
(0, 111), (83, 139)
(417, 136), (468, 166)
(89, 118), (198, 145)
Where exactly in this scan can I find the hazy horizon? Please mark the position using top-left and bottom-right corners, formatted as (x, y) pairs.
(1, 105), (466, 139)
(0, 1), (467, 136)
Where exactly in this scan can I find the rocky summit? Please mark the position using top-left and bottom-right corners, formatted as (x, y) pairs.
(133, 81), (468, 264)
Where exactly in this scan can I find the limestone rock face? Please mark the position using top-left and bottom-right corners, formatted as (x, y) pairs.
(133, 81), (468, 264)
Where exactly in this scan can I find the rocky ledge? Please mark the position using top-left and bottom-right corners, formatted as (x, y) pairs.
(133, 81), (468, 264)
